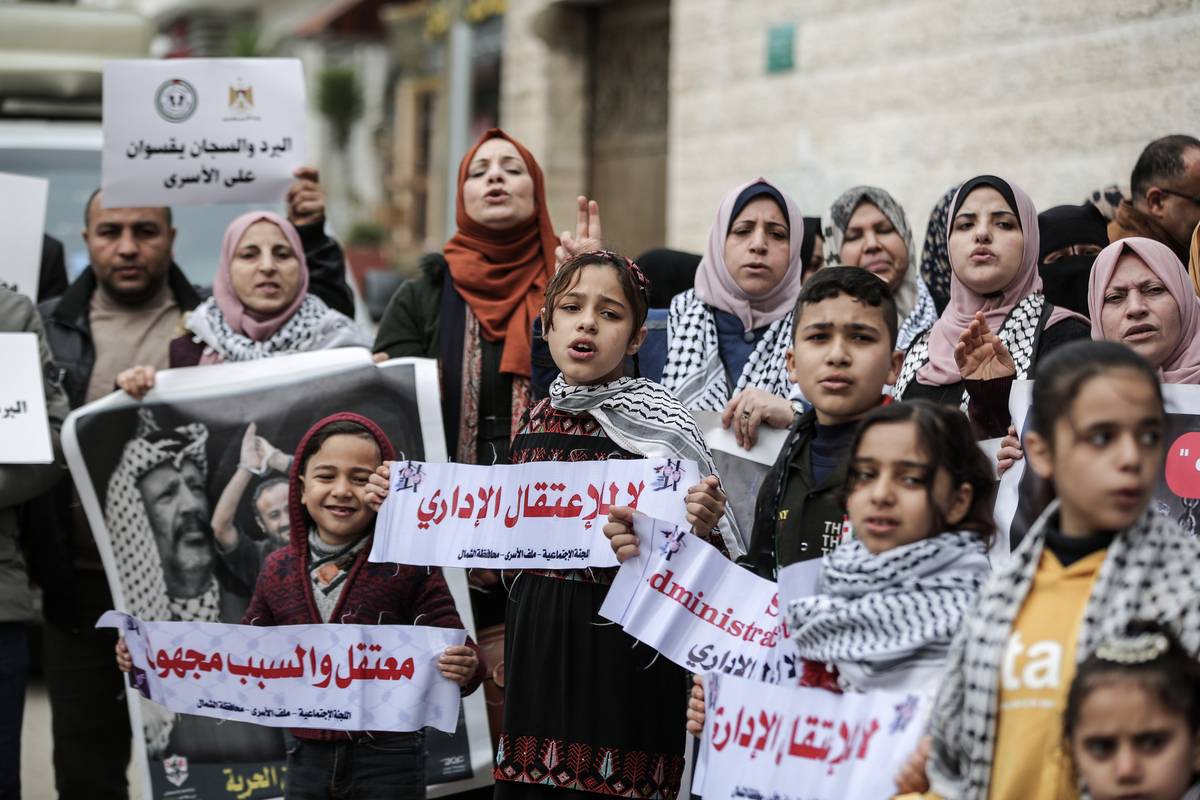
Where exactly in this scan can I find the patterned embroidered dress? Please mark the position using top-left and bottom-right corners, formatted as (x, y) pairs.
(493, 399), (688, 800)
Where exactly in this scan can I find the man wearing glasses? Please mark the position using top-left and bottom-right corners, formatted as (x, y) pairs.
(1109, 134), (1200, 263)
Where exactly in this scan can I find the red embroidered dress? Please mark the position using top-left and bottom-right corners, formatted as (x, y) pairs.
(493, 399), (688, 800)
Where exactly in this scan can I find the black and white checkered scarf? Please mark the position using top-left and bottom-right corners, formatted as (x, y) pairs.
(927, 501), (1200, 799)
(786, 531), (990, 693)
(549, 374), (742, 557)
(661, 289), (795, 413)
(185, 294), (370, 363)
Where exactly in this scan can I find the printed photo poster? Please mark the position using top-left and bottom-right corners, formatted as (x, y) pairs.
(62, 350), (493, 800)
(994, 381), (1200, 553)
(692, 411), (790, 558)
(102, 58), (307, 206)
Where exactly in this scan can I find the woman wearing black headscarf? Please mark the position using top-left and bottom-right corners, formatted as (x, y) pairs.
(1036, 202), (1109, 317)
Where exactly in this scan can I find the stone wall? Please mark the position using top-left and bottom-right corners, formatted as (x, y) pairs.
(501, 0), (1199, 253)
(667, 0), (1200, 250)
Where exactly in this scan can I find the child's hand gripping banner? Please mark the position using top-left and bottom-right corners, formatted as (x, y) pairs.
(99, 611), (466, 734)
(370, 459), (699, 569)
(697, 671), (927, 800)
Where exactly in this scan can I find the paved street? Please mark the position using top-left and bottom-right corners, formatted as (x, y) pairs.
(21, 680), (141, 800)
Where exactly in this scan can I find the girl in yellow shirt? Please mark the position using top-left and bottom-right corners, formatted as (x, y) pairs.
(899, 340), (1200, 799)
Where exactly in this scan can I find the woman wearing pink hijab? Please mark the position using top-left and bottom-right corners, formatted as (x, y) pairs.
(662, 178), (806, 446)
(115, 211), (370, 401)
(173, 211), (369, 366)
(1089, 236), (1200, 381)
(892, 175), (1090, 437)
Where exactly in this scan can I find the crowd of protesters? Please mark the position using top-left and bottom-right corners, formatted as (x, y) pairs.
(5, 131), (1200, 800)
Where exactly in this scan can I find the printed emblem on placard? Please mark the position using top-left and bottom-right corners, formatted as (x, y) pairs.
(659, 525), (687, 562)
(229, 80), (254, 113)
(155, 79), (198, 123)
(162, 754), (189, 787)
(653, 459), (685, 492)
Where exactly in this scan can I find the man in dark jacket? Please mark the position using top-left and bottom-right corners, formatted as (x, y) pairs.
(33, 168), (354, 800)
(1108, 134), (1200, 264)
(1, 288), (70, 800)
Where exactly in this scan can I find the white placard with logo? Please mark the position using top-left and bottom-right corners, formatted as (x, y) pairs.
(0, 333), (54, 463)
(102, 58), (307, 206)
(0, 173), (48, 301)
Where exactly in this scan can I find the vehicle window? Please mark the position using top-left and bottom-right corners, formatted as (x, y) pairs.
(0, 147), (280, 288)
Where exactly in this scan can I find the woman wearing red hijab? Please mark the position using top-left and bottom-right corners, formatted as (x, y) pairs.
(374, 129), (558, 466)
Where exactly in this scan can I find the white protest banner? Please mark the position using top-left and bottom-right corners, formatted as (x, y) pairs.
(693, 410), (788, 556)
(0, 333), (53, 463)
(996, 380), (1200, 552)
(98, 611), (465, 734)
(697, 671), (925, 800)
(102, 58), (307, 206)
(599, 514), (802, 684)
(65, 350), (494, 799)
(371, 458), (699, 570)
(0, 173), (47, 301)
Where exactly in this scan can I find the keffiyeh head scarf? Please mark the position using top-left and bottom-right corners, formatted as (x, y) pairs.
(104, 408), (216, 622)
(919, 175), (1085, 386)
(693, 178), (805, 331)
(821, 186), (937, 349)
(1088, 237), (1200, 383)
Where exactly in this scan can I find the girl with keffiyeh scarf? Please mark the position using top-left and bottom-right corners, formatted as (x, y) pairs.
(486, 251), (731, 800)
(899, 341), (1200, 800)
(685, 400), (994, 738)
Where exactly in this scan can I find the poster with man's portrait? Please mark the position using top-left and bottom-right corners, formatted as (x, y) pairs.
(995, 380), (1200, 554)
(63, 349), (494, 800)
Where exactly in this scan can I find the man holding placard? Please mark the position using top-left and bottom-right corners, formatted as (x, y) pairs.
(0, 287), (69, 799)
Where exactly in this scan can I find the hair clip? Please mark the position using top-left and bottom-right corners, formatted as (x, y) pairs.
(1095, 632), (1171, 665)
(594, 249), (651, 301)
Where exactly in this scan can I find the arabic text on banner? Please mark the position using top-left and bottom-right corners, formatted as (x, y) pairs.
(102, 58), (307, 206)
(697, 671), (926, 800)
(370, 458), (699, 569)
(598, 514), (804, 684)
(99, 611), (466, 734)
(0, 332), (54, 463)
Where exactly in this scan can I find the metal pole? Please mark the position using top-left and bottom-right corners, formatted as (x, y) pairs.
(444, 8), (473, 240)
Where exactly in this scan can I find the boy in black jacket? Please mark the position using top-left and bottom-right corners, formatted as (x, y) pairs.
(741, 268), (901, 578)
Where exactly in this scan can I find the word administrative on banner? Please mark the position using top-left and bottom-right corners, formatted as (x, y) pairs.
(371, 458), (699, 570)
(99, 611), (466, 733)
(0, 172), (48, 301)
(599, 514), (803, 684)
(63, 350), (493, 800)
(697, 672), (925, 800)
(102, 58), (307, 206)
(0, 333), (54, 463)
